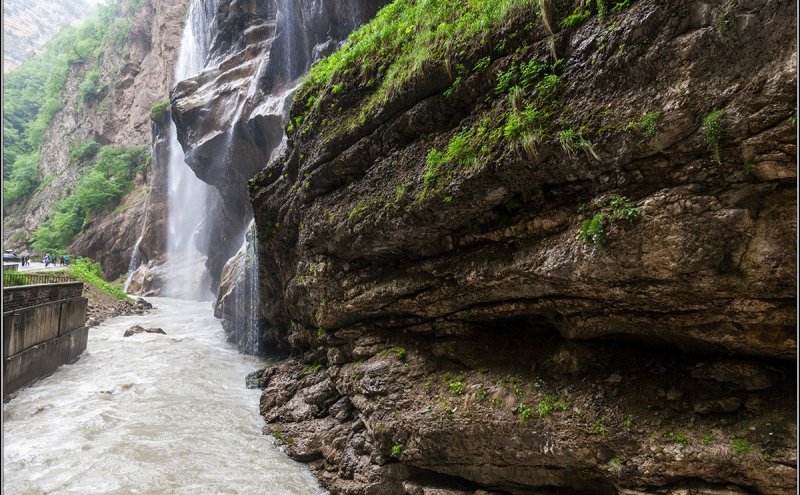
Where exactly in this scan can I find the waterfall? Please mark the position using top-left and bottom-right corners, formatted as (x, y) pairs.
(240, 221), (260, 355)
(125, 0), (387, 345)
(162, 0), (216, 301)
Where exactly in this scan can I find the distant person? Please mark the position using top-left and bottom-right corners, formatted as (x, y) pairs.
(60, 255), (65, 266)
(64, 255), (70, 266)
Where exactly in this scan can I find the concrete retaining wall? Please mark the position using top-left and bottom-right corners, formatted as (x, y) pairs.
(3, 282), (83, 312)
(3, 284), (88, 398)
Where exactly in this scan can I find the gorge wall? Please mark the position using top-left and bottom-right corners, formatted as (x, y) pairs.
(163, 0), (388, 303)
(239, 0), (796, 493)
(3, 0), (187, 280)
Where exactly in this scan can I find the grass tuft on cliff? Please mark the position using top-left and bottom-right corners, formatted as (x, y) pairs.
(294, 0), (538, 130)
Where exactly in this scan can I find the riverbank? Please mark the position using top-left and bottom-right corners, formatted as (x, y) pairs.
(82, 282), (152, 327)
(3, 297), (326, 494)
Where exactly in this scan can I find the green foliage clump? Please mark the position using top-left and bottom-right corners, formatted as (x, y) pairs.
(348, 195), (388, 220)
(422, 118), (501, 197)
(473, 56), (492, 72)
(496, 58), (548, 94)
(534, 74), (561, 99)
(560, 9), (592, 28)
(302, 363), (324, 373)
(608, 194), (640, 222)
(68, 139), (101, 163)
(596, 0), (608, 17)
(517, 403), (533, 420)
(715, 12), (734, 35)
(702, 109), (725, 163)
(537, 395), (568, 417)
(503, 105), (544, 141)
(32, 146), (149, 253)
(79, 70), (108, 102)
(296, 0), (538, 129)
(150, 100), (171, 121)
(3, 153), (40, 206)
(592, 416), (608, 435)
(391, 443), (403, 457)
(560, 0), (627, 29)
(559, 127), (598, 160)
(579, 212), (606, 245)
(731, 438), (752, 456)
(578, 195), (640, 245)
(665, 432), (689, 445)
(380, 346), (407, 360)
(611, 0), (631, 12)
(448, 380), (465, 395)
(624, 111), (661, 138)
(68, 257), (131, 301)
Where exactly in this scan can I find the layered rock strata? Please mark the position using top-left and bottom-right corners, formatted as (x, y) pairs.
(246, 0), (796, 493)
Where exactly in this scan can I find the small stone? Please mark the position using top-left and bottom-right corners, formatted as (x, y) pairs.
(716, 397), (742, 413)
(748, 426), (756, 431)
(607, 373), (622, 383)
(694, 401), (713, 414)
(245, 369), (267, 389)
(745, 396), (764, 412)
(666, 388), (683, 401)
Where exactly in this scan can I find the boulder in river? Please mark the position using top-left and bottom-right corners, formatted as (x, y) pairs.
(123, 325), (167, 337)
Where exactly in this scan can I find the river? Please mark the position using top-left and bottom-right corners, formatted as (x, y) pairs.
(2, 297), (327, 494)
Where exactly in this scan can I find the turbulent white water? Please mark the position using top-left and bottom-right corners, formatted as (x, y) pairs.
(2, 298), (327, 495)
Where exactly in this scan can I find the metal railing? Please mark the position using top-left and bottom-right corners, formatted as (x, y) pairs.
(3, 272), (78, 287)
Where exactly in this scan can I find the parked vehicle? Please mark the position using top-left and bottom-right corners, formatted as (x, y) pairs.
(3, 250), (21, 263)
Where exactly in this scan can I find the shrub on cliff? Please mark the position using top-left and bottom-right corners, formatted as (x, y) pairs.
(68, 257), (131, 301)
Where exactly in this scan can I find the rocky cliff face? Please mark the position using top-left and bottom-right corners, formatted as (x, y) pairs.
(3, 0), (188, 279)
(245, 0), (796, 493)
(170, 0), (389, 294)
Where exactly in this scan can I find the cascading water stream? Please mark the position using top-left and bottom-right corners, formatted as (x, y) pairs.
(162, 0), (217, 300)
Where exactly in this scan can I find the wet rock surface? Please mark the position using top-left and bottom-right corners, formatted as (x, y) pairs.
(123, 325), (166, 337)
(171, 0), (390, 294)
(83, 285), (154, 328)
(258, 339), (795, 495)
(244, 0), (796, 493)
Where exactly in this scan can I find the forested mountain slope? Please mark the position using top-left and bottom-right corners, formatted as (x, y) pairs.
(3, 0), (96, 72)
(2, 0), (187, 279)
